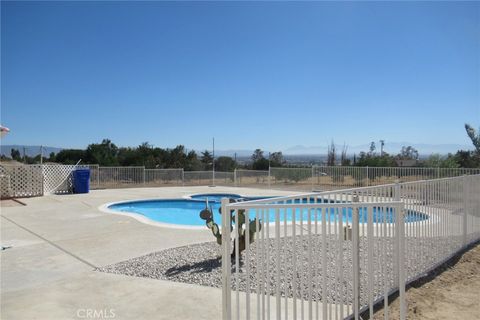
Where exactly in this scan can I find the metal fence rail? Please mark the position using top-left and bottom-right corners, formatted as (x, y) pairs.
(97, 166), (145, 188)
(221, 174), (480, 320)
(235, 169), (269, 188)
(183, 171), (234, 186)
(2, 163), (480, 196)
(144, 168), (184, 187)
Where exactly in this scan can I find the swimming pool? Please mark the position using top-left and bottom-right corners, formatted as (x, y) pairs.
(107, 193), (428, 227)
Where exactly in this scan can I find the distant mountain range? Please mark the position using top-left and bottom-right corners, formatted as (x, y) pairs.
(1, 142), (473, 159)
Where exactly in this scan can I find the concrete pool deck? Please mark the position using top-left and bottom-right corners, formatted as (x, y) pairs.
(0, 186), (297, 320)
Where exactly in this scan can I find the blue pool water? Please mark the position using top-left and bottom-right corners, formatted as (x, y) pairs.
(108, 194), (428, 227)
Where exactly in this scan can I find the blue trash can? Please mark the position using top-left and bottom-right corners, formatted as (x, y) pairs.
(73, 169), (90, 193)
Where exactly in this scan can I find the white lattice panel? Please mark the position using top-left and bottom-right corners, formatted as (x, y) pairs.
(42, 164), (76, 194)
(0, 164), (43, 197)
(42, 164), (93, 194)
(0, 174), (12, 198)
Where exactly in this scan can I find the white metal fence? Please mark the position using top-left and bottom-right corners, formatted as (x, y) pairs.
(2, 162), (480, 198)
(220, 174), (480, 320)
(235, 169), (270, 188)
(277, 166), (480, 191)
(183, 171), (234, 186)
(144, 168), (184, 186)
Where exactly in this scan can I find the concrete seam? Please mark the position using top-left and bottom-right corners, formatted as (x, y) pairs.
(0, 214), (97, 269)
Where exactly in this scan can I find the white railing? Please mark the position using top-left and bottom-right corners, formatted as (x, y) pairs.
(183, 171), (235, 186)
(144, 168), (184, 186)
(97, 166), (145, 188)
(2, 162), (480, 197)
(221, 174), (480, 319)
(235, 169), (270, 188)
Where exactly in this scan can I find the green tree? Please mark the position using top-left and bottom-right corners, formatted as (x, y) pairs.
(269, 152), (284, 167)
(341, 144), (350, 166)
(356, 151), (396, 167)
(424, 153), (459, 168)
(327, 141), (336, 166)
(215, 156), (237, 172)
(55, 149), (85, 164)
(465, 123), (480, 154)
(137, 142), (155, 167)
(251, 149), (264, 163)
(201, 150), (213, 169)
(251, 149), (269, 170)
(85, 139), (119, 166)
(167, 145), (188, 168)
(185, 150), (203, 171)
(117, 147), (141, 166)
(454, 150), (479, 168)
(48, 152), (56, 162)
(10, 148), (21, 161)
(423, 154), (443, 167)
(397, 146), (419, 160)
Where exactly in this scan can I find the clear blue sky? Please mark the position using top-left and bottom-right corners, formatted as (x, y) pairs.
(1, 1), (479, 152)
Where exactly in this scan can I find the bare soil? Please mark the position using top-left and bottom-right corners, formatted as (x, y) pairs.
(373, 243), (480, 320)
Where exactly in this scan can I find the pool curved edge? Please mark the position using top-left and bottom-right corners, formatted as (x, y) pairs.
(100, 198), (435, 230)
(98, 199), (209, 230)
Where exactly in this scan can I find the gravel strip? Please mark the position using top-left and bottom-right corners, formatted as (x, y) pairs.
(97, 235), (457, 305)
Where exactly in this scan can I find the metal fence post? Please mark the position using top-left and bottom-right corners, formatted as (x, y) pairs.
(366, 166), (369, 187)
(394, 180), (400, 200)
(97, 166), (100, 188)
(268, 166), (271, 189)
(143, 166), (146, 186)
(234, 169), (237, 187)
(221, 198), (231, 320)
(311, 165), (314, 191)
(463, 175), (468, 247)
(396, 204), (406, 320)
(181, 169), (185, 186)
(394, 179), (401, 285)
(352, 195), (360, 319)
(213, 168), (215, 187)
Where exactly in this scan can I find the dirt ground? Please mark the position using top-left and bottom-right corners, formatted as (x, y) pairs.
(373, 243), (480, 320)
